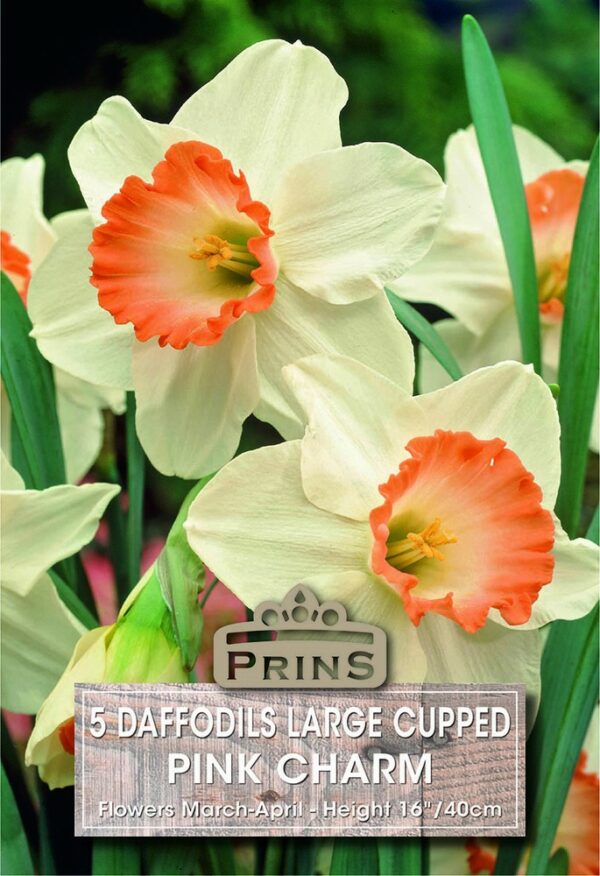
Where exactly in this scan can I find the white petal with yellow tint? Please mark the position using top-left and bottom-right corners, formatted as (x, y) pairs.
(172, 40), (348, 204)
(69, 97), (196, 222)
(185, 440), (371, 606)
(418, 613), (542, 705)
(418, 311), (522, 394)
(303, 571), (427, 683)
(253, 276), (415, 438)
(28, 211), (134, 390)
(1, 482), (119, 593)
(429, 842), (471, 876)
(26, 627), (109, 789)
(272, 143), (444, 304)
(284, 354), (427, 521)
(416, 361), (561, 509)
(443, 124), (563, 234)
(0, 155), (56, 268)
(132, 316), (259, 479)
(514, 125), (565, 182)
(491, 515), (599, 630)
(1, 573), (84, 714)
(388, 223), (511, 336)
(1, 450), (24, 490)
(55, 389), (104, 483)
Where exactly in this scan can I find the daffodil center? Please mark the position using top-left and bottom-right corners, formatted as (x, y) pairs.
(189, 234), (258, 277)
(537, 251), (570, 305)
(386, 517), (457, 571)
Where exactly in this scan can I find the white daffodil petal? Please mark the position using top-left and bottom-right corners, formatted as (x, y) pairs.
(302, 571), (427, 683)
(429, 842), (471, 876)
(132, 317), (259, 479)
(1, 573), (84, 714)
(55, 390), (104, 484)
(172, 40), (348, 204)
(185, 440), (371, 607)
(68, 96), (196, 222)
(272, 143), (444, 304)
(26, 627), (109, 789)
(388, 222), (510, 336)
(1, 451), (24, 490)
(54, 367), (125, 416)
(417, 361), (561, 508)
(0, 155), (56, 267)
(284, 354), (427, 521)
(443, 124), (563, 234)
(514, 125), (565, 182)
(1, 482), (120, 593)
(254, 277), (415, 439)
(491, 516), (599, 630)
(418, 312), (522, 394)
(418, 613), (542, 704)
(28, 211), (134, 390)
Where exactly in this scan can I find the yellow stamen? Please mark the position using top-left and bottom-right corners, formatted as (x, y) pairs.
(538, 252), (570, 303)
(189, 234), (258, 277)
(386, 518), (457, 570)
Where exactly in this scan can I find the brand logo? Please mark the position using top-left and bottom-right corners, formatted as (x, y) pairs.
(213, 585), (387, 688)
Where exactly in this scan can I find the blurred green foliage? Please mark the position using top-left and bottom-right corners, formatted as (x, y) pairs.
(7, 0), (597, 217)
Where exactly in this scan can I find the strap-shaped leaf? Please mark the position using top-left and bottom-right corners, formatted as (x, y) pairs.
(1, 764), (34, 876)
(125, 391), (145, 591)
(385, 289), (463, 381)
(462, 15), (541, 374)
(378, 838), (424, 875)
(495, 511), (599, 875)
(555, 139), (599, 536)
(331, 838), (379, 875)
(1, 273), (66, 488)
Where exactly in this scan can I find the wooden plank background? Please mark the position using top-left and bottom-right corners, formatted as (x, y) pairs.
(75, 684), (525, 837)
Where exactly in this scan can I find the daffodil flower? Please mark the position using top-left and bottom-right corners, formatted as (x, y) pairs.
(0, 156), (125, 481)
(0, 452), (119, 715)
(186, 355), (599, 697)
(25, 567), (187, 789)
(388, 124), (598, 450)
(430, 708), (599, 875)
(27, 39), (444, 478)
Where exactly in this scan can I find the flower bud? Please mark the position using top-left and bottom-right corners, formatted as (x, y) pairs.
(25, 566), (186, 788)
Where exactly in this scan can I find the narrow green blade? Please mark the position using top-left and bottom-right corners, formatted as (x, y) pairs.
(378, 837), (423, 875)
(92, 838), (141, 874)
(1, 272), (66, 488)
(555, 139), (599, 536)
(1, 765), (34, 876)
(126, 391), (145, 591)
(496, 513), (599, 875)
(385, 289), (463, 381)
(461, 15), (541, 373)
(331, 838), (379, 875)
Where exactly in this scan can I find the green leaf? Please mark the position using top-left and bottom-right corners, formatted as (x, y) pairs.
(49, 571), (97, 629)
(156, 475), (214, 671)
(461, 15), (542, 374)
(126, 391), (145, 591)
(202, 839), (237, 875)
(1, 272), (66, 489)
(92, 838), (142, 875)
(378, 838), (423, 875)
(144, 838), (200, 874)
(331, 839), (379, 875)
(496, 512), (599, 875)
(1, 764), (34, 876)
(385, 289), (463, 381)
(546, 848), (569, 875)
(555, 138), (599, 536)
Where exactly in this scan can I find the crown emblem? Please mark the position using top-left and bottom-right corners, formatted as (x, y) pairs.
(213, 585), (387, 688)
